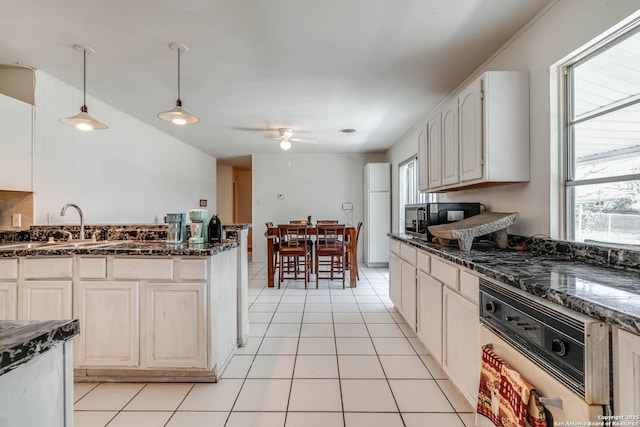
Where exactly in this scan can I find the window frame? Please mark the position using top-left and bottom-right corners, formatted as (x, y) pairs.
(562, 18), (640, 244)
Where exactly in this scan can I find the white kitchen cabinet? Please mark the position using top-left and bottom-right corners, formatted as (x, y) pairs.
(389, 251), (402, 310)
(417, 271), (442, 363)
(75, 281), (139, 367)
(427, 112), (443, 189)
(144, 282), (207, 369)
(0, 282), (17, 320)
(0, 93), (32, 192)
(442, 286), (481, 405)
(417, 127), (429, 191)
(442, 99), (459, 186)
(459, 77), (483, 182)
(18, 281), (72, 320)
(613, 327), (640, 415)
(400, 259), (417, 329)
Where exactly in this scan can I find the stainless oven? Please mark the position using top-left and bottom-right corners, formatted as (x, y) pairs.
(478, 278), (611, 425)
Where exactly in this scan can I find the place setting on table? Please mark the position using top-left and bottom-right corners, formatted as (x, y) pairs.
(264, 217), (362, 289)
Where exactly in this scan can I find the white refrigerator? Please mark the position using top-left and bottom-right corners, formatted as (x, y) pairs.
(364, 163), (390, 267)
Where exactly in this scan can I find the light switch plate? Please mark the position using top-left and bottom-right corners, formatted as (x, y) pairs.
(12, 214), (21, 228)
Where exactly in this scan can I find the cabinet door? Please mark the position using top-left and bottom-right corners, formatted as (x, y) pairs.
(75, 281), (139, 367)
(459, 78), (483, 182)
(401, 260), (416, 329)
(427, 112), (443, 189)
(442, 287), (480, 405)
(615, 328), (640, 415)
(0, 282), (17, 320)
(389, 252), (402, 309)
(18, 281), (72, 320)
(417, 128), (429, 191)
(442, 99), (459, 186)
(417, 272), (442, 363)
(0, 93), (32, 191)
(144, 282), (207, 368)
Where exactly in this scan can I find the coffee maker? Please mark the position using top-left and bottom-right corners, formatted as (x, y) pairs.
(166, 213), (187, 244)
(189, 209), (208, 244)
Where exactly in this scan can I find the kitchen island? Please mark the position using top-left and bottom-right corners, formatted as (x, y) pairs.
(0, 319), (79, 427)
(0, 239), (242, 382)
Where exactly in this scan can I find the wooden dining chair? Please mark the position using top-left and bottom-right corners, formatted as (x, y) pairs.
(345, 221), (363, 281)
(265, 222), (279, 274)
(315, 224), (346, 288)
(278, 224), (312, 289)
(316, 220), (338, 224)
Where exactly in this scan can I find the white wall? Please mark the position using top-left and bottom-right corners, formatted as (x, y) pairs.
(252, 153), (385, 262)
(386, 0), (640, 238)
(33, 71), (217, 225)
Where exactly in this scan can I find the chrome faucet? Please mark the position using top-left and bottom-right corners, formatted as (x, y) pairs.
(60, 203), (85, 240)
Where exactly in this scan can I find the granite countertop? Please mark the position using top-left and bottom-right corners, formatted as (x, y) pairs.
(0, 240), (239, 258)
(390, 233), (640, 336)
(0, 319), (80, 376)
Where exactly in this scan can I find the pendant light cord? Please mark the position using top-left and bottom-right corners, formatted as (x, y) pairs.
(177, 48), (181, 102)
(83, 48), (87, 107)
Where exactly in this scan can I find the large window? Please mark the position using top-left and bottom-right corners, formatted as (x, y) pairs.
(399, 156), (431, 231)
(565, 25), (640, 247)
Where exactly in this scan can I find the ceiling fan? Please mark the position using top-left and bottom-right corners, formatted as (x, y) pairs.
(235, 128), (317, 151)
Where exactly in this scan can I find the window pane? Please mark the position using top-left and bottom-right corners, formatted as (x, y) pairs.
(571, 180), (640, 246)
(572, 29), (640, 119)
(572, 102), (640, 180)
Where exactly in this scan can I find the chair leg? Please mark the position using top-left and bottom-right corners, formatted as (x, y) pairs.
(278, 255), (284, 289)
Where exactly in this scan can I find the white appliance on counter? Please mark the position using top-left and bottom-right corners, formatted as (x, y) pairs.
(478, 278), (611, 426)
(364, 163), (390, 267)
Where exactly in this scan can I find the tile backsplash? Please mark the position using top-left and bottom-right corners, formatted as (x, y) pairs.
(0, 191), (33, 231)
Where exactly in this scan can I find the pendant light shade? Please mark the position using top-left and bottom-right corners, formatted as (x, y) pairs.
(279, 139), (292, 151)
(158, 42), (199, 125)
(59, 45), (108, 131)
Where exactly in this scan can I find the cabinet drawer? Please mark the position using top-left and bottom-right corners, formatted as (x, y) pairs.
(0, 259), (18, 279)
(400, 244), (417, 264)
(113, 258), (174, 280)
(389, 239), (400, 255)
(417, 252), (430, 273)
(459, 270), (479, 304)
(431, 258), (459, 290)
(180, 259), (208, 281)
(23, 258), (73, 279)
(78, 257), (107, 279)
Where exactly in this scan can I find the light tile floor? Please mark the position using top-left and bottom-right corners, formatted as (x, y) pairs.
(74, 262), (475, 427)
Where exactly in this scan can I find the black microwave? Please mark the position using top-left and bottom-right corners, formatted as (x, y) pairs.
(404, 202), (481, 240)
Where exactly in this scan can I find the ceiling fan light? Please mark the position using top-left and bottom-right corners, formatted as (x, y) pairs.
(59, 45), (108, 131)
(280, 139), (292, 151)
(158, 100), (199, 125)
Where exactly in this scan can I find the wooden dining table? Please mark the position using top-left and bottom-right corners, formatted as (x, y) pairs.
(265, 226), (358, 288)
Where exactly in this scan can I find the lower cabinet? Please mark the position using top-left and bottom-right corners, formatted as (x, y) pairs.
(144, 282), (207, 369)
(389, 251), (401, 308)
(417, 271), (443, 363)
(75, 281), (140, 367)
(401, 260), (417, 329)
(0, 282), (17, 320)
(614, 327), (640, 415)
(18, 281), (72, 320)
(442, 287), (481, 405)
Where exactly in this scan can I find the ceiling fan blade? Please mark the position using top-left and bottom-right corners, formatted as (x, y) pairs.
(291, 137), (317, 144)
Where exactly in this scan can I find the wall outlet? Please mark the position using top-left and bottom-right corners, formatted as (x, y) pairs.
(47, 212), (56, 225)
(12, 214), (21, 228)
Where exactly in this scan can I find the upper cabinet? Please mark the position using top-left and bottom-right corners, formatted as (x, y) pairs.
(0, 92), (33, 192)
(419, 71), (529, 192)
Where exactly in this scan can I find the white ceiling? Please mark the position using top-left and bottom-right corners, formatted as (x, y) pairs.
(0, 0), (552, 160)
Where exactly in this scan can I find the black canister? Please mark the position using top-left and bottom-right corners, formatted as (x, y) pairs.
(208, 215), (222, 243)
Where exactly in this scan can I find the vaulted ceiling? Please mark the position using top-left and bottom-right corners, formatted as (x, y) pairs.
(0, 0), (552, 159)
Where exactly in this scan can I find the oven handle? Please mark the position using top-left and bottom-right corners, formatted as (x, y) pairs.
(484, 343), (564, 409)
(532, 390), (564, 409)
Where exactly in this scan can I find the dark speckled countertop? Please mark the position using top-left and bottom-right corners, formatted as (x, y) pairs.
(0, 240), (239, 258)
(390, 233), (640, 336)
(0, 319), (80, 376)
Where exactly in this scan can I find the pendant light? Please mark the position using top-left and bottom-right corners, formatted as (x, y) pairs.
(158, 42), (199, 125)
(59, 45), (108, 131)
(279, 139), (292, 151)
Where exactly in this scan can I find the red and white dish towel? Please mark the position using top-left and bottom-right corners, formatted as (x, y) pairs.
(477, 345), (548, 427)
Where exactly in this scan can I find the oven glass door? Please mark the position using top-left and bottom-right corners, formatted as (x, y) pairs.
(478, 326), (605, 427)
